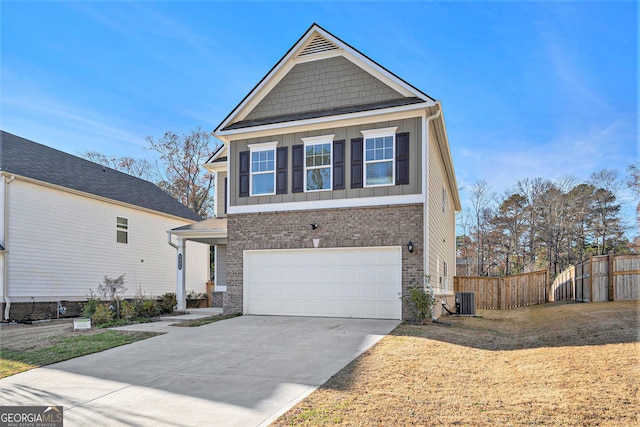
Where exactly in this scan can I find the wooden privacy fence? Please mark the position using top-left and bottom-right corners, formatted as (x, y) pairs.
(550, 252), (640, 302)
(454, 270), (547, 309)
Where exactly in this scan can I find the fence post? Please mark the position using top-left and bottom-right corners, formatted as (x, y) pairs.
(608, 250), (615, 301)
(589, 254), (594, 303)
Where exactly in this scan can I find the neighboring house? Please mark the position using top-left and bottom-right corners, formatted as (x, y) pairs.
(0, 131), (209, 321)
(173, 23), (461, 320)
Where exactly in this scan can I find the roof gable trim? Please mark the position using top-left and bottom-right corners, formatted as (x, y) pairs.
(215, 23), (436, 133)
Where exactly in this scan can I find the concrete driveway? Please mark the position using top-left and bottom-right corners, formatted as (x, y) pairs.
(0, 315), (399, 426)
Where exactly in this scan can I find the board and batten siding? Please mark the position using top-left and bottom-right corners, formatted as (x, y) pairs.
(229, 117), (422, 207)
(427, 119), (456, 296)
(3, 179), (208, 301)
(215, 170), (227, 218)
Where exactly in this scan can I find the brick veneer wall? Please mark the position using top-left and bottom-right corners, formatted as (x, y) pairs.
(2, 301), (85, 322)
(225, 203), (424, 320)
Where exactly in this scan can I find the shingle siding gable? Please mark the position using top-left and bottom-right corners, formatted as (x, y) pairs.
(0, 131), (202, 221)
(245, 56), (405, 121)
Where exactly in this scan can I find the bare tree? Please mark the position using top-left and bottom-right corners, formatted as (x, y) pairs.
(470, 180), (495, 276)
(457, 174), (630, 280)
(456, 208), (474, 276)
(589, 170), (623, 254)
(566, 183), (596, 263)
(82, 151), (160, 181)
(514, 177), (552, 272)
(492, 192), (527, 275)
(627, 162), (640, 237)
(146, 127), (219, 218)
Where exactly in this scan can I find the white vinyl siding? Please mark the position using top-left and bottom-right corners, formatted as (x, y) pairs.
(428, 125), (456, 295)
(5, 180), (209, 302)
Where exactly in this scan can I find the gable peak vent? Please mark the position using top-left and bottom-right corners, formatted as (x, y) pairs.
(297, 34), (340, 57)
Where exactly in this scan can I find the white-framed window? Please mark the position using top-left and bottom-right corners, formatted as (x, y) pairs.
(302, 134), (333, 192)
(116, 217), (128, 244)
(249, 141), (277, 196)
(361, 127), (397, 187)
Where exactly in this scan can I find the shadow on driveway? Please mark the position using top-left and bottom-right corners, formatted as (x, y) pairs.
(0, 315), (399, 427)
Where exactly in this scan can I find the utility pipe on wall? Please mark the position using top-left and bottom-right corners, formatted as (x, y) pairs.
(422, 103), (441, 320)
(3, 174), (16, 320)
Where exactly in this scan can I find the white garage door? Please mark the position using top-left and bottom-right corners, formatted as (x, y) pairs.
(244, 246), (402, 320)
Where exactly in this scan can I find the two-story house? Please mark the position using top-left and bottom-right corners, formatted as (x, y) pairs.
(175, 24), (460, 320)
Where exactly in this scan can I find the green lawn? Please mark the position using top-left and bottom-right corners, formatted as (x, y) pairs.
(0, 330), (159, 378)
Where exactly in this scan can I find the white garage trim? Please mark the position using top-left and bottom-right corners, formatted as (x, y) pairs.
(243, 246), (402, 320)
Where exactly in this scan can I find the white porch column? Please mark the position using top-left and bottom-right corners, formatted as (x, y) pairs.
(176, 237), (187, 310)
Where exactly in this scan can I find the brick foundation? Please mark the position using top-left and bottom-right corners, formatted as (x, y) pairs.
(2, 301), (85, 322)
(226, 204), (425, 320)
(210, 292), (224, 308)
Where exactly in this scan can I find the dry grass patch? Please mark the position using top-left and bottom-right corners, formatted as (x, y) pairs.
(274, 301), (639, 426)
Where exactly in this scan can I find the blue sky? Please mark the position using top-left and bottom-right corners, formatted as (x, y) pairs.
(1, 1), (638, 230)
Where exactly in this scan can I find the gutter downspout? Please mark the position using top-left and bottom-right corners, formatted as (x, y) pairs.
(3, 175), (16, 320)
(167, 231), (178, 249)
(423, 103), (441, 320)
(167, 231), (187, 310)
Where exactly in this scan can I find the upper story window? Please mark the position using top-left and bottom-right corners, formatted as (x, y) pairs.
(249, 141), (277, 196)
(116, 217), (128, 244)
(361, 127), (396, 187)
(302, 135), (333, 191)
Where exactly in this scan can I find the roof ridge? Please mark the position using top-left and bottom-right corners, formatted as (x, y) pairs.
(1, 130), (202, 221)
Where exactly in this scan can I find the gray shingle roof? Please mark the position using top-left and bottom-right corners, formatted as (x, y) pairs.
(0, 131), (202, 221)
(223, 97), (425, 131)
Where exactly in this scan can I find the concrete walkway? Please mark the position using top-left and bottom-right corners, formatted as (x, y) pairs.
(0, 315), (400, 426)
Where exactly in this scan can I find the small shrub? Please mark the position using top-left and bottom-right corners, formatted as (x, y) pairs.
(92, 304), (114, 326)
(401, 275), (436, 324)
(83, 291), (101, 318)
(120, 300), (134, 320)
(135, 299), (159, 318)
(109, 299), (134, 320)
(158, 293), (176, 314)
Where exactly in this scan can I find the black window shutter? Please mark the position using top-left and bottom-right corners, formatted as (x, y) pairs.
(333, 140), (345, 190)
(224, 177), (228, 214)
(276, 146), (288, 194)
(292, 144), (304, 193)
(238, 150), (250, 197)
(350, 137), (363, 189)
(395, 132), (410, 185)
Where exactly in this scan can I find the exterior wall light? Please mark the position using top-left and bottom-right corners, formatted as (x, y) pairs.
(407, 241), (414, 253)
(310, 223), (318, 230)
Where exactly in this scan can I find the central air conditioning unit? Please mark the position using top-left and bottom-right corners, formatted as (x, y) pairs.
(455, 292), (476, 316)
